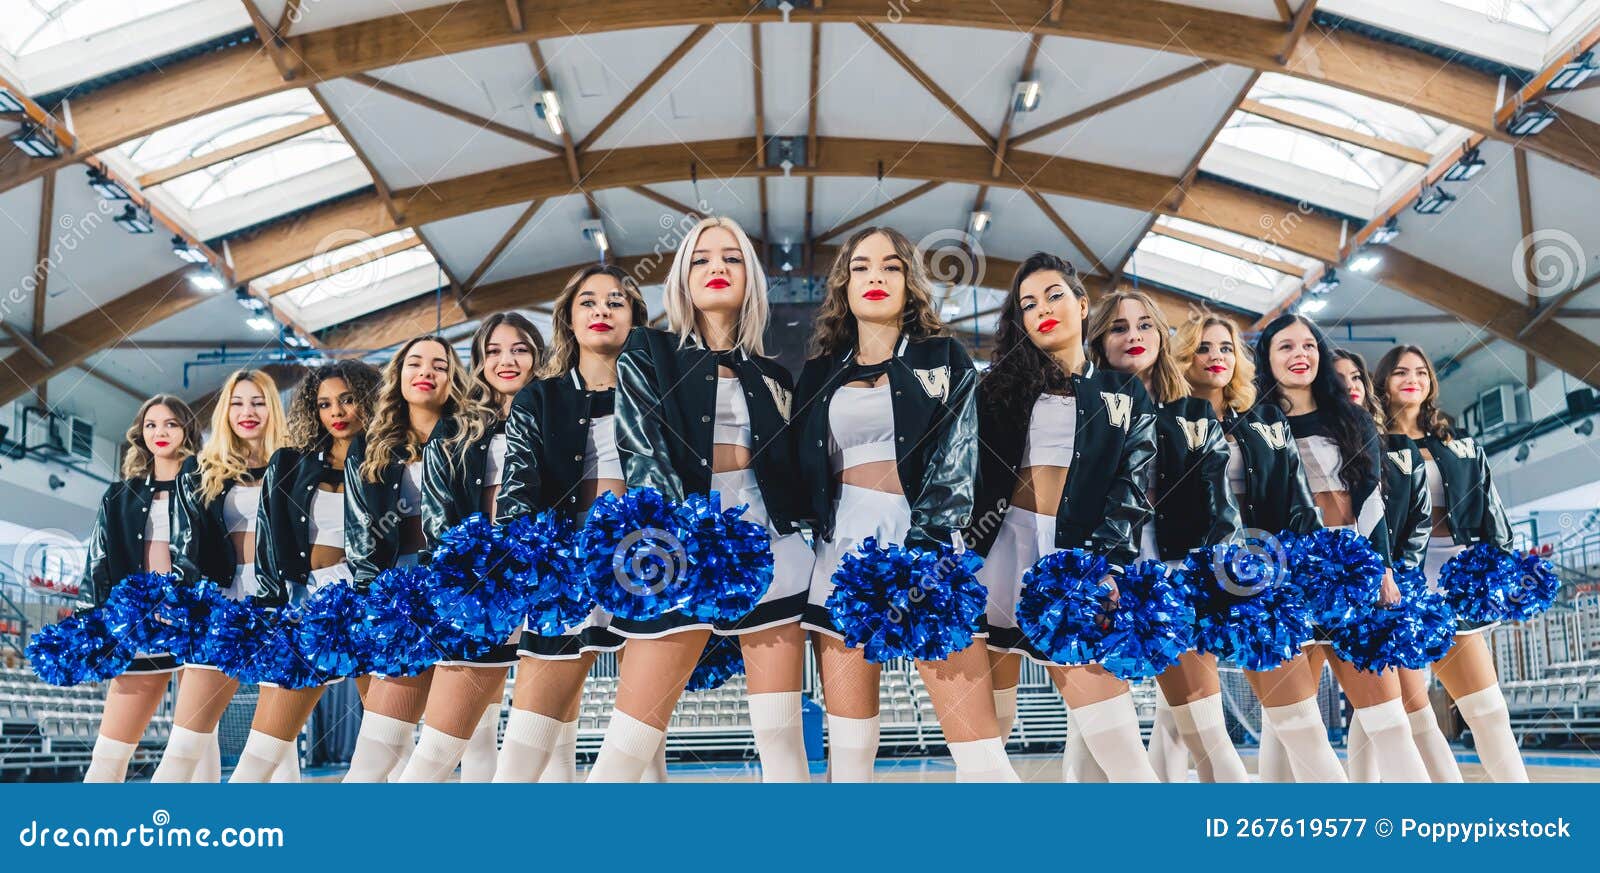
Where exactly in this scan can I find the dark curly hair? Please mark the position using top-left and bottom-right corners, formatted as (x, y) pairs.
(980, 251), (1087, 422)
(1373, 344), (1453, 440)
(807, 226), (949, 358)
(1254, 314), (1376, 496)
(285, 360), (381, 451)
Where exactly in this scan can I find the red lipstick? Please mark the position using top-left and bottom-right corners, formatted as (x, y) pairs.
(863, 289), (889, 301)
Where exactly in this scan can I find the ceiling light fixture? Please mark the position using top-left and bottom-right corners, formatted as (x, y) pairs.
(189, 269), (226, 292)
(1549, 51), (1599, 91)
(10, 123), (60, 158)
(968, 209), (992, 236)
(1441, 147), (1485, 181)
(86, 167), (131, 200)
(113, 204), (154, 234)
(1413, 184), (1456, 215)
(1348, 253), (1382, 274)
(171, 235), (208, 264)
(1368, 217), (1401, 245)
(1507, 103), (1558, 136)
(1012, 80), (1042, 113)
(534, 88), (564, 136)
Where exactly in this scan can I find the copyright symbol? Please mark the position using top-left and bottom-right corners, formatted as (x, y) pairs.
(1375, 818), (1392, 837)
(612, 527), (685, 597)
(152, 809), (171, 826)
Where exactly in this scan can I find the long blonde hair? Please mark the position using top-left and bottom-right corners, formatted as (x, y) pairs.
(1173, 314), (1257, 412)
(453, 311), (541, 458)
(198, 370), (286, 502)
(1086, 289), (1190, 404)
(121, 394), (201, 480)
(360, 335), (472, 483)
(541, 264), (650, 378)
(808, 226), (949, 358)
(662, 216), (769, 356)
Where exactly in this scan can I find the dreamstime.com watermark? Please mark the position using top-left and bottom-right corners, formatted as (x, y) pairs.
(16, 809), (284, 849)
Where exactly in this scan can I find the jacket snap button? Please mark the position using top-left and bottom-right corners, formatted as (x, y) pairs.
(701, 416), (710, 423)
(300, 515), (307, 522)
(700, 459), (708, 466)
(579, 418), (587, 424)
(705, 375), (714, 381)
(898, 436), (905, 442)
(574, 454), (583, 461)
(300, 552), (306, 558)
(475, 478), (482, 485)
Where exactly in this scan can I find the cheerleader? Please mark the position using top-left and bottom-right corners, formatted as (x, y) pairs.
(153, 369), (286, 782)
(342, 336), (475, 782)
(398, 312), (544, 782)
(1374, 344), (1528, 782)
(491, 266), (642, 782)
(228, 361), (381, 782)
(79, 396), (202, 782)
(1254, 315), (1429, 781)
(1083, 293), (1246, 782)
(1333, 350), (1386, 424)
(590, 216), (814, 783)
(797, 226), (1016, 783)
(972, 253), (1159, 782)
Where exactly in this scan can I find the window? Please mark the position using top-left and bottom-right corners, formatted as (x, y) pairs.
(0, 0), (199, 57)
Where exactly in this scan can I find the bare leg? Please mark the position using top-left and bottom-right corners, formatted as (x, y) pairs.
(1154, 650), (1248, 782)
(343, 670), (432, 783)
(1326, 654), (1429, 782)
(497, 654), (594, 782)
(815, 632), (881, 782)
(86, 672), (171, 782)
(739, 623), (810, 782)
(586, 632), (707, 782)
(230, 685), (325, 782)
(151, 668), (239, 783)
(1433, 633), (1527, 782)
(1246, 652), (1345, 782)
(1051, 664), (1156, 782)
(399, 665), (509, 782)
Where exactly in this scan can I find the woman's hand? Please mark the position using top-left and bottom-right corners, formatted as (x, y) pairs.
(1100, 574), (1120, 605)
(1379, 568), (1401, 607)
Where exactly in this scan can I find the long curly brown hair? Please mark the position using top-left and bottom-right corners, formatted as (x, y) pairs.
(285, 360), (382, 451)
(1086, 289), (1191, 404)
(1373, 344), (1453, 440)
(1334, 349), (1386, 430)
(360, 335), (472, 483)
(541, 264), (650, 378)
(980, 251), (1087, 422)
(807, 226), (948, 358)
(121, 394), (201, 480)
(454, 310), (542, 455)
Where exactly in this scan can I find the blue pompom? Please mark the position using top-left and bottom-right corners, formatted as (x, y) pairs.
(1439, 544), (1562, 624)
(424, 514), (530, 653)
(361, 564), (458, 676)
(1508, 551), (1561, 622)
(144, 578), (223, 663)
(826, 537), (987, 663)
(1327, 567), (1455, 671)
(583, 488), (693, 621)
(247, 609), (325, 689)
(27, 611), (130, 686)
(506, 511), (595, 636)
(670, 491), (774, 623)
(1015, 548), (1112, 666)
(294, 580), (372, 679)
(1098, 559), (1195, 680)
(101, 572), (176, 651)
(1188, 537), (1314, 671)
(686, 634), (745, 692)
(198, 595), (278, 681)
(1289, 528), (1385, 628)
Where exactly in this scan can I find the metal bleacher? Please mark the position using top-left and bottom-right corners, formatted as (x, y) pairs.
(0, 665), (172, 781)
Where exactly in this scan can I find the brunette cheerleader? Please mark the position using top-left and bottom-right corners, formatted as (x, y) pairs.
(342, 336), (475, 782)
(972, 253), (1159, 782)
(1375, 345), (1528, 782)
(492, 266), (642, 782)
(153, 369), (286, 782)
(796, 226), (1015, 783)
(228, 361), (381, 782)
(589, 217), (814, 782)
(1254, 315), (1429, 781)
(79, 396), (202, 782)
(1084, 292), (1246, 783)
(398, 312), (545, 782)
(1175, 316), (1346, 782)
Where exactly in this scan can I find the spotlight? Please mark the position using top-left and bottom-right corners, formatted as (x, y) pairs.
(86, 167), (131, 200)
(1308, 269), (1340, 296)
(534, 88), (564, 137)
(1368, 216), (1401, 245)
(968, 209), (992, 236)
(1012, 80), (1042, 113)
(171, 235), (208, 264)
(0, 88), (24, 114)
(189, 268), (226, 292)
(1297, 298), (1328, 314)
(1441, 147), (1485, 181)
(580, 219), (608, 253)
(1507, 103), (1558, 136)
(1576, 418), (1595, 437)
(1348, 253), (1382, 274)
(246, 316), (277, 333)
(1413, 184), (1455, 215)
(773, 242), (798, 273)
(1549, 51), (1599, 90)
(113, 204), (154, 234)
(9, 123), (60, 158)
(282, 331), (311, 349)
(235, 287), (266, 311)
(1514, 443), (1531, 462)
(47, 474), (65, 491)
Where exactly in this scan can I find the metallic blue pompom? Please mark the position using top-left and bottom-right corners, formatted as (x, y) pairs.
(1440, 544), (1562, 624)
(1099, 559), (1195, 680)
(1015, 548), (1111, 666)
(144, 578), (222, 663)
(506, 511), (596, 636)
(26, 611), (130, 686)
(1507, 551), (1561, 622)
(583, 488), (694, 621)
(1289, 528), (1385, 628)
(361, 564), (464, 676)
(686, 634), (745, 692)
(198, 595), (277, 681)
(248, 609), (325, 689)
(424, 513), (530, 654)
(1328, 566), (1455, 672)
(295, 580), (372, 678)
(101, 572), (176, 651)
(670, 491), (774, 623)
(826, 537), (987, 664)
(1188, 536), (1314, 671)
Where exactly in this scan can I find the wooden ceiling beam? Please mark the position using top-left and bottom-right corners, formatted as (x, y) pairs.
(1277, 0), (1319, 65)
(264, 236), (425, 298)
(856, 22), (995, 149)
(138, 113), (333, 188)
(1025, 188), (1107, 277)
(1238, 98), (1432, 165)
(1009, 61), (1216, 149)
(576, 25), (711, 153)
(462, 199), (544, 292)
(817, 180), (943, 242)
(349, 73), (561, 155)
(1148, 222), (1307, 277)
(30, 171), (55, 339)
(991, 34), (1043, 177)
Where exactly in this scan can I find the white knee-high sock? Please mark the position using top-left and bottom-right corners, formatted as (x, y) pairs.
(399, 725), (472, 782)
(539, 720), (580, 782)
(1063, 710), (1107, 782)
(151, 725), (210, 783)
(1345, 717), (1379, 782)
(272, 739), (300, 782)
(1075, 693), (1159, 782)
(1147, 691), (1188, 782)
(1262, 698), (1346, 782)
(1170, 693), (1249, 783)
(640, 736), (669, 782)
(1408, 706), (1463, 783)
(458, 703), (500, 783)
(826, 714), (879, 783)
(343, 712), (416, 783)
(748, 691), (810, 782)
(229, 730), (290, 783)
(587, 711), (666, 782)
(191, 729), (221, 783)
(84, 735), (137, 783)
(386, 724), (416, 783)
(1455, 686), (1527, 782)
(1353, 699), (1430, 782)
(494, 709), (564, 782)
(1255, 713), (1291, 782)
(947, 737), (1021, 782)
(993, 686), (1018, 742)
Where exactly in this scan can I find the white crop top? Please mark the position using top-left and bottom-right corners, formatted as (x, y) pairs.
(223, 484), (261, 534)
(1021, 394), (1075, 468)
(145, 492), (171, 543)
(484, 433), (508, 488)
(829, 384), (897, 471)
(399, 461), (423, 517)
(308, 487), (345, 548)
(1226, 439), (1246, 495)
(714, 377), (753, 449)
(584, 415), (623, 480)
(1295, 435), (1343, 494)
(1424, 458), (1445, 510)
